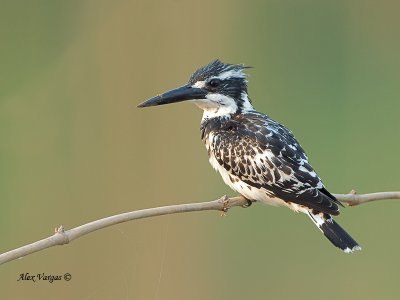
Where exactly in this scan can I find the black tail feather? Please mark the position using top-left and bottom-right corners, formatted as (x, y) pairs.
(308, 212), (361, 253)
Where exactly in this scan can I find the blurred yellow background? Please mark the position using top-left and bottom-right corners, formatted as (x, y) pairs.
(1, 0), (399, 299)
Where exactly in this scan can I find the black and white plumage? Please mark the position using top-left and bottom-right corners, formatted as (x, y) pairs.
(138, 59), (361, 253)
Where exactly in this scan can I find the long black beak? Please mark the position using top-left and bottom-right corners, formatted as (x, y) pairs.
(137, 84), (207, 108)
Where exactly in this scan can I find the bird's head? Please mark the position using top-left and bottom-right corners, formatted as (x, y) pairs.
(138, 59), (254, 119)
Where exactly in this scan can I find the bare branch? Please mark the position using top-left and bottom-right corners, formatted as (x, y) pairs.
(334, 190), (400, 206)
(0, 196), (248, 265)
(0, 191), (399, 265)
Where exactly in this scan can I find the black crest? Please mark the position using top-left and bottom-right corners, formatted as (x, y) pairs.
(189, 59), (249, 84)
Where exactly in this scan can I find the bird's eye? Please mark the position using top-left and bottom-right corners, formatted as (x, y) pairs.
(208, 79), (221, 88)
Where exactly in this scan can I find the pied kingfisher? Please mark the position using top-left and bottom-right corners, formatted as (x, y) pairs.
(138, 59), (361, 253)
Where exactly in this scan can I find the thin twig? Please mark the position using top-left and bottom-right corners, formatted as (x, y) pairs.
(0, 191), (399, 265)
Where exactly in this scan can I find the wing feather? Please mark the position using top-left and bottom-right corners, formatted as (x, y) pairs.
(211, 112), (341, 215)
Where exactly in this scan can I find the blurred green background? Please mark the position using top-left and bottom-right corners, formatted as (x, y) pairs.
(1, 0), (399, 299)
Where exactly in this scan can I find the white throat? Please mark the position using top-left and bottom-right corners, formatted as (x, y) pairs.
(194, 92), (254, 122)
(191, 80), (254, 121)
(193, 94), (238, 121)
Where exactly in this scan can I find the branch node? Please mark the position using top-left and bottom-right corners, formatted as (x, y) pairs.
(219, 195), (230, 216)
(350, 189), (357, 195)
(54, 225), (65, 234)
(54, 225), (69, 245)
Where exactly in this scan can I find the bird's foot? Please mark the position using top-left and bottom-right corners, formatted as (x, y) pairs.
(242, 199), (253, 208)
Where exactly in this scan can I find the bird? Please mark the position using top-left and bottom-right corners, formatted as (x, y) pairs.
(138, 59), (361, 253)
